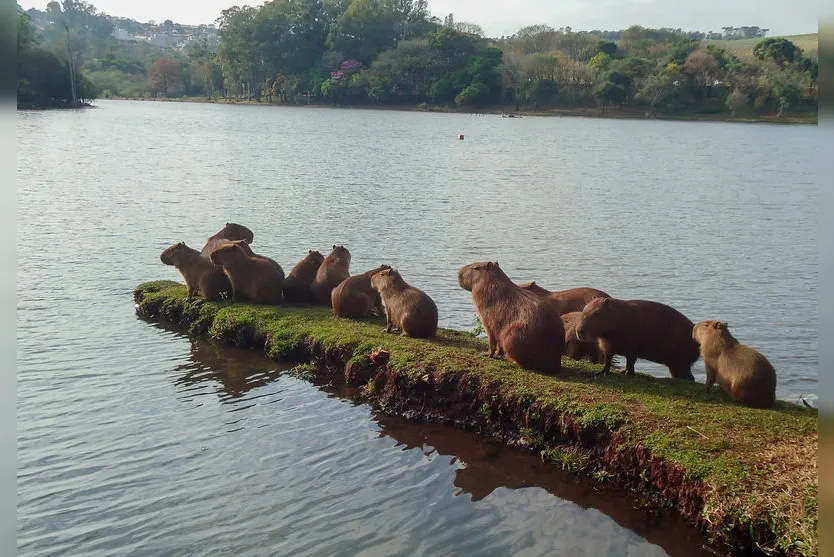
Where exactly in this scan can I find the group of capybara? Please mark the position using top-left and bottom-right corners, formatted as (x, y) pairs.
(161, 223), (778, 409)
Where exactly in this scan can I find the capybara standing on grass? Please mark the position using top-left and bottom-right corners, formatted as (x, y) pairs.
(283, 250), (325, 303)
(161, 242), (231, 301)
(458, 262), (564, 374)
(331, 265), (392, 318)
(518, 282), (610, 315)
(209, 243), (284, 304)
(201, 223), (255, 256)
(371, 268), (438, 338)
(693, 320), (777, 408)
(310, 245), (351, 306)
(561, 311), (605, 364)
(575, 297), (699, 380)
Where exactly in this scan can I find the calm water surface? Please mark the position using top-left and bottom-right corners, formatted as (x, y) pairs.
(18, 100), (817, 555)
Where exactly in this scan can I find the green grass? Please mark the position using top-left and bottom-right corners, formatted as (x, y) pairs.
(135, 280), (818, 556)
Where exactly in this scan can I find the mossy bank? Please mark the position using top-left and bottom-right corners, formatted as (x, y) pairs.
(135, 281), (818, 556)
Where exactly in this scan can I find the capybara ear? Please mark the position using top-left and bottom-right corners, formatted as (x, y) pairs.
(485, 262), (493, 270)
(226, 222), (230, 226)
(332, 244), (337, 250)
(308, 250), (313, 254)
(602, 298), (611, 306)
(713, 321), (726, 329)
(494, 261), (499, 267)
(530, 281), (536, 287)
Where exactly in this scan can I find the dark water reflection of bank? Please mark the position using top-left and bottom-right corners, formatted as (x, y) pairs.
(156, 321), (718, 557)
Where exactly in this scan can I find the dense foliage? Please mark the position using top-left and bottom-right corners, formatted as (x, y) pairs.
(17, 8), (96, 107)
(18, 0), (818, 118)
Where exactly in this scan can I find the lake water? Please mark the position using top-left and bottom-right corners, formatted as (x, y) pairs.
(17, 100), (818, 555)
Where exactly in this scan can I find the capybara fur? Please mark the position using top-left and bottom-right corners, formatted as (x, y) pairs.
(160, 242), (231, 301)
(575, 297), (699, 380)
(208, 243), (283, 305)
(458, 262), (564, 375)
(693, 320), (777, 408)
(331, 265), (392, 318)
(310, 245), (351, 306)
(224, 240), (284, 279)
(518, 282), (610, 315)
(201, 222), (255, 256)
(561, 311), (605, 364)
(283, 250), (325, 303)
(372, 268), (438, 339)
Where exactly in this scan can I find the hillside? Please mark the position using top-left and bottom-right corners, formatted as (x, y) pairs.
(705, 33), (818, 58)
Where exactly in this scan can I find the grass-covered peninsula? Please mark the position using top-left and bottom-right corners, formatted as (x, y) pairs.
(135, 280), (818, 556)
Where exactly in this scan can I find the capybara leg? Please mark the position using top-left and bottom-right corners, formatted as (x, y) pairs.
(486, 331), (498, 358)
(704, 364), (717, 391)
(624, 355), (637, 376)
(670, 365), (695, 381)
(594, 353), (613, 377)
(186, 285), (194, 300)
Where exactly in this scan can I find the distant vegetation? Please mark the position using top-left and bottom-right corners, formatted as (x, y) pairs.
(17, 1), (818, 119)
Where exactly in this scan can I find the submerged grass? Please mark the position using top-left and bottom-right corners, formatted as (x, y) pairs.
(135, 281), (817, 556)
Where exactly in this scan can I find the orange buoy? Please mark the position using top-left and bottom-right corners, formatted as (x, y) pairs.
(458, 134), (464, 140)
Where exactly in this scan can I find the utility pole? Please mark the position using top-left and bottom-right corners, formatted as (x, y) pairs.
(63, 22), (78, 107)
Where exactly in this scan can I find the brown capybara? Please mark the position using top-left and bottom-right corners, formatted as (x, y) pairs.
(692, 320), (777, 408)
(223, 240), (284, 279)
(283, 250), (325, 303)
(371, 268), (438, 339)
(575, 297), (699, 380)
(331, 265), (392, 318)
(518, 282), (610, 315)
(160, 242), (231, 301)
(200, 223), (255, 256)
(458, 262), (564, 375)
(561, 311), (605, 364)
(208, 243), (284, 304)
(310, 245), (351, 306)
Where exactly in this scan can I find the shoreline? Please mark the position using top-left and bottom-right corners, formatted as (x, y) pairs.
(134, 280), (818, 556)
(104, 96), (818, 125)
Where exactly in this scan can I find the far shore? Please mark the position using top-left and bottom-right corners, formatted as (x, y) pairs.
(103, 95), (818, 125)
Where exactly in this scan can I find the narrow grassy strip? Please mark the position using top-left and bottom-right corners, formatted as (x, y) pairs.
(135, 280), (817, 556)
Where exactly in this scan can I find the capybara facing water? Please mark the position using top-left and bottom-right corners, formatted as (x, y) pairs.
(331, 265), (392, 318)
(458, 262), (564, 375)
(371, 268), (438, 338)
(575, 297), (699, 380)
(283, 250), (325, 303)
(518, 282), (610, 315)
(209, 243), (284, 304)
(693, 320), (777, 408)
(561, 311), (605, 364)
(161, 242), (231, 301)
(201, 223), (255, 256)
(310, 245), (351, 306)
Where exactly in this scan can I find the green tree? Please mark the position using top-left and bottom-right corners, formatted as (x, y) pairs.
(594, 81), (626, 113)
(454, 81), (489, 106)
(753, 38), (800, 66)
(725, 88), (748, 115)
(526, 79), (558, 108)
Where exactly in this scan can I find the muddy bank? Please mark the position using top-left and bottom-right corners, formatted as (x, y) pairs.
(134, 281), (818, 556)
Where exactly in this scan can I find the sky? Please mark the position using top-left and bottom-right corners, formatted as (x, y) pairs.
(17, 0), (823, 37)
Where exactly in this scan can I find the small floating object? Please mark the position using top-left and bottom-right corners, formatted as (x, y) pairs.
(458, 134), (464, 140)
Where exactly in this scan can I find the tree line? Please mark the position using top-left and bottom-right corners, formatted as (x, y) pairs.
(17, 0), (818, 119)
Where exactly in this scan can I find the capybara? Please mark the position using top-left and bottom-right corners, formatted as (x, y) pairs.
(561, 311), (605, 364)
(160, 242), (231, 301)
(371, 268), (438, 338)
(224, 240), (284, 279)
(518, 282), (610, 315)
(201, 223), (255, 256)
(283, 250), (325, 303)
(310, 245), (351, 306)
(575, 297), (699, 380)
(692, 320), (777, 408)
(458, 262), (564, 374)
(331, 265), (392, 318)
(208, 243), (284, 304)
